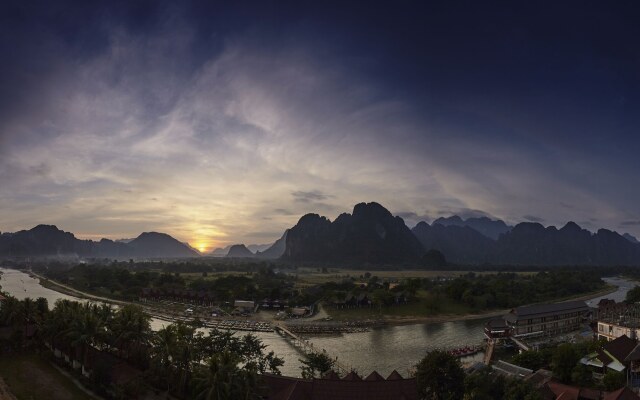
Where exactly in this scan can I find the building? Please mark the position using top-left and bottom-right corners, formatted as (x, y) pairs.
(580, 335), (637, 375)
(234, 300), (255, 313)
(504, 300), (589, 337)
(596, 302), (640, 341)
(261, 370), (418, 400)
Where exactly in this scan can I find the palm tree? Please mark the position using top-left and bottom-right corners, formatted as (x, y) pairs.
(64, 302), (110, 369)
(150, 324), (178, 392)
(192, 352), (259, 400)
(0, 296), (23, 327)
(109, 304), (151, 364)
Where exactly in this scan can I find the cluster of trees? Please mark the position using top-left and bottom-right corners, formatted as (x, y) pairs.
(41, 264), (299, 304)
(317, 270), (604, 313)
(0, 295), (283, 399)
(511, 341), (625, 392)
(415, 350), (541, 400)
(439, 271), (604, 310)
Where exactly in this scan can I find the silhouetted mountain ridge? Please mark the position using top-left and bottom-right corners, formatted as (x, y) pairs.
(226, 244), (254, 258)
(283, 202), (426, 264)
(0, 226), (198, 259)
(432, 215), (511, 240)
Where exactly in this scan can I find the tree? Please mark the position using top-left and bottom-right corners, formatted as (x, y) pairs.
(603, 370), (625, 391)
(511, 351), (546, 371)
(571, 364), (592, 387)
(627, 285), (640, 303)
(108, 304), (151, 365)
(300, 352), (335, 379)
(464, 366), (506, 400)
(503, 378), (543, 400)
(192, 351), (259, 400)
(551, 344), (579, 383)
(415, 350), (465, 400)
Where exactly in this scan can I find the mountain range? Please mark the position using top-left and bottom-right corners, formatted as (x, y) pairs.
(2, 202), (640, 266)
(0, 226), (199, 259)
(284, 202), (640, 266)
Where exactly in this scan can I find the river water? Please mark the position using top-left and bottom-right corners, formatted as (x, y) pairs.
(0, 269), (632, 377)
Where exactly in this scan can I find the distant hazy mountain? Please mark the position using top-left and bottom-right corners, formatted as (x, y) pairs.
(432, 216), (511, 240)
(246, 243), (272, 253)
(412, 222), (496, 265)
(283, 202), (425, 264)
(256, 230), (288, 259)
(126, 232), (200, 258)
(209, 245), (232, 256)
(210, 237), (284, 258)
(0, 225), (94, 256)
(226, 244), (255, 258)
(0, 225), (199, 259)
(494, 222), (640, 266)
(623, 233), (639, 244)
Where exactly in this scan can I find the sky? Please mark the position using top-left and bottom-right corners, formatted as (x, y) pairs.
(1, 1), (640, 252)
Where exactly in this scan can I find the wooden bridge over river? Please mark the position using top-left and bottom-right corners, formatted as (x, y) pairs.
(275, 323), (351, 375)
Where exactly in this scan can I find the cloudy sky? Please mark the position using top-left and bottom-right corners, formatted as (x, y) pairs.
(1, 1), (640, 252)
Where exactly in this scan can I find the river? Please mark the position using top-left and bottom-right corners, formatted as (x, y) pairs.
(0, 269), (633, 377)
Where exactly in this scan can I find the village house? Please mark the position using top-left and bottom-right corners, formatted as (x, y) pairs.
(139, 287), (216, 306)
(580, 335), (637, 376)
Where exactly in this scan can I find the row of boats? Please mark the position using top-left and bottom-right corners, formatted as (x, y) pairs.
(201, 319), (273, 332)
(285, 324), (370, 334)
(448, 345), (483, 358)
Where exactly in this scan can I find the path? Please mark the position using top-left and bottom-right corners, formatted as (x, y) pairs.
(275, 323), (351, 375)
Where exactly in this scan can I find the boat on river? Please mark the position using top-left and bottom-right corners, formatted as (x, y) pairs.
(448, 345), (481, 358)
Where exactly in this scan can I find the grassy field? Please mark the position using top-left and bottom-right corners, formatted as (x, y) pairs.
(293, 268), (534, 286)
(0, 354), (93, 400)
(326, 290), (474, 321)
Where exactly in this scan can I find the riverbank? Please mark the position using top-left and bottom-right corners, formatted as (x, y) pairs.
(33, 272), (621, 329)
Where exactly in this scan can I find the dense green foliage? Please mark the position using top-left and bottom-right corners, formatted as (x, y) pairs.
(441, 271), (604, 310)
(35, 262), (606, 318)
(603, 370), (626, 391)
(415, 350), (466, 400)
(0, 294), (282, 399)
(626, 285), (640, 303)
(299, 352), (336, 379)
(41, 264), (298, 303)
(551, 344), (580, 383)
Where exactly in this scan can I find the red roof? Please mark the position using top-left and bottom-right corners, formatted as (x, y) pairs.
(262, 372), (418, 400)
(365, 371), (384, 381)
(603, 335), (638, 362)
(605, 387), (640, 400)
(342, 371), (362, 381)
(386, 370), (403, 380)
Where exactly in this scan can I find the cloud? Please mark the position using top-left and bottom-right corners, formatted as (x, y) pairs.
(620, 221), (640, 226)
(2, 2), (640, 246)
(523, 215), (545, 223)
(291, 190), (333, 203)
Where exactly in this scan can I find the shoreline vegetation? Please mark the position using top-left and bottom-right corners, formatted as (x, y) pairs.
(30, 270), (620, 329)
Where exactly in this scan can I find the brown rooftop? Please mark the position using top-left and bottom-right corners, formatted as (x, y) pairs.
(262, 371), (418, 400)
(603, 335), (637, 362)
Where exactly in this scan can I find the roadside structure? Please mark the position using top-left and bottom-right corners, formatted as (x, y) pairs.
(504, 300), (589, 337)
